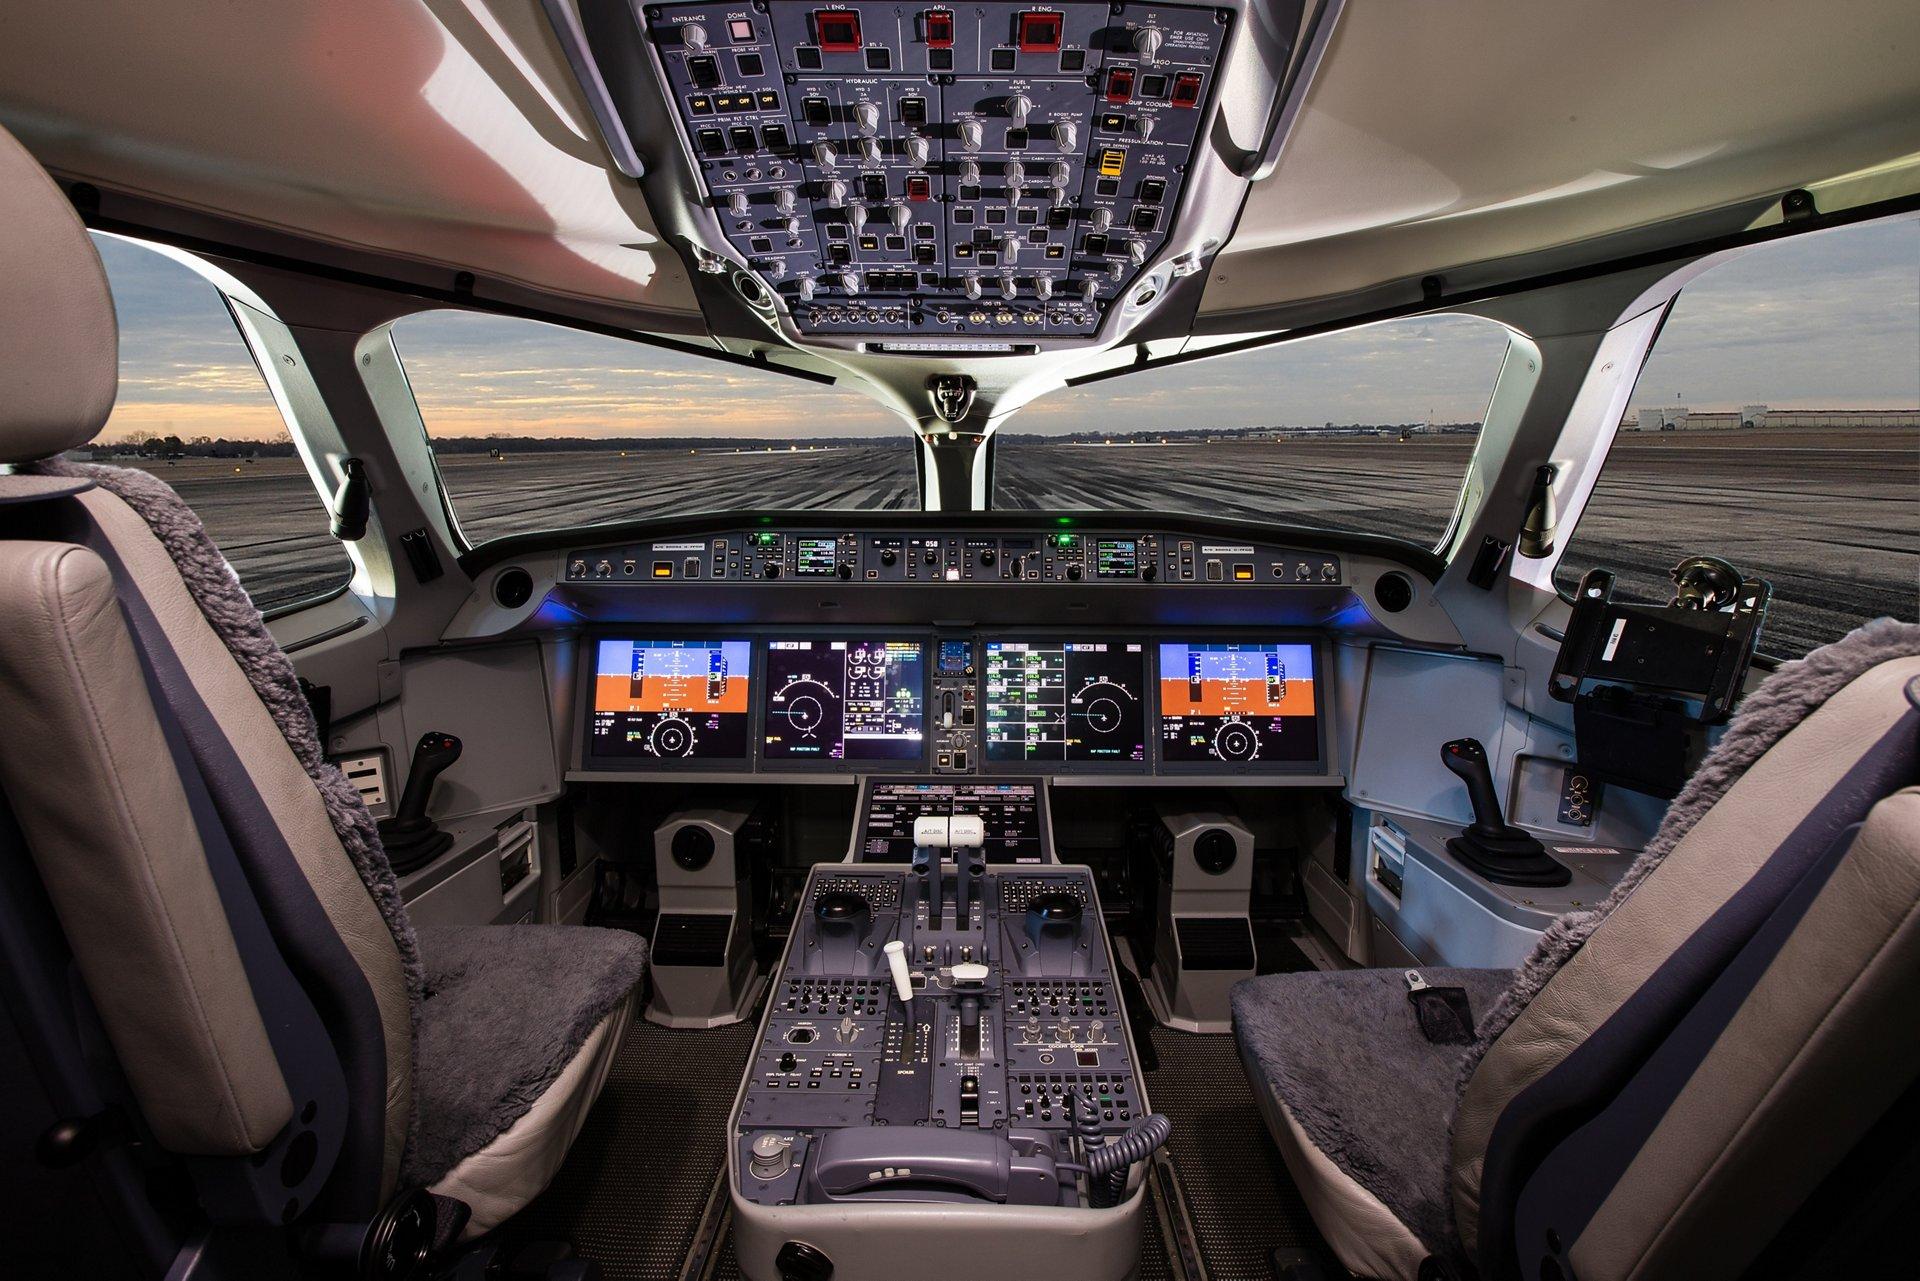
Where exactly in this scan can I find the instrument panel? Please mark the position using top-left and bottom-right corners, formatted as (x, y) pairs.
(641, 0), (1231, 339)
(574, 630), (1328, 778)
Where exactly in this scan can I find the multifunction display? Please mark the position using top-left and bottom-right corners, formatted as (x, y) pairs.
(859, 780), (1046, 862)
(1158, 641), (1320, 765)
(588, 638), (752, 760)
(762, 638), (927, 763)
(984, 640), (1146, 765)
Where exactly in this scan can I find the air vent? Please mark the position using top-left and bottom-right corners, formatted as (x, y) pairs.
(334, 751), (390, 818)
(1368, 821), (1407, 900)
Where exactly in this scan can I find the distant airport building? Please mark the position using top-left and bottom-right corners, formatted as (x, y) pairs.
(1628, 404), (1920, 430)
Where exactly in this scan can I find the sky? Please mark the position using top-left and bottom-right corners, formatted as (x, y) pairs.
(92, 217), (1918, 445)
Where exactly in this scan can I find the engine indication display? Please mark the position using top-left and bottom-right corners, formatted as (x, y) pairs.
(984, 640), (1146, 766)
(763, 638), (926, 764)
(1158, 641), (1321, 767)
(588, 639), (752, 761)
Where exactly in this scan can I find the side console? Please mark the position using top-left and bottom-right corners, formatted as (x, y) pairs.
(727, 839), (1161, 1280)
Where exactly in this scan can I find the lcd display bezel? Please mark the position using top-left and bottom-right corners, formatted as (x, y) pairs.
(757, 633), (933, 773)
(978, 634), (1153, 775)
(1153, 634), (1330, 775)
(579, 636), (760, 770)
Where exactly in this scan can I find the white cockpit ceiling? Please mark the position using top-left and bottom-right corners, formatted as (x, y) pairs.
(1, 0), (1916, 335)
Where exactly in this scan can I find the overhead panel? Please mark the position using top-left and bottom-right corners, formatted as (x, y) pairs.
(644, 2), (1230, 338)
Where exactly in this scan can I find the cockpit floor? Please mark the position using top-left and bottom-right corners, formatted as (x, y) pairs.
(503, 975), (1324, 1280)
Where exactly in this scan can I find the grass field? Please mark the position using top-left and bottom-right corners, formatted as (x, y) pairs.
(125, 427), (1917, 658)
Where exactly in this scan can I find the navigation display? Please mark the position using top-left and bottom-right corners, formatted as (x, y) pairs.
(762, 638), (926, 764)
(984, 640), (1147, 766)
(1158, 641), (1321, 767)
(859, 781), (1046, 863)
(588, 639), (752, 761)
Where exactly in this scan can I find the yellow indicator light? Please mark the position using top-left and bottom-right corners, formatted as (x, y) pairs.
(652, 562), (674, 578)
(1099, 148), (1125, 177)
(1233, 564), (1255, 581)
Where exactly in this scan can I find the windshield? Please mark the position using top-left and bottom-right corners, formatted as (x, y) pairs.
(392, 311), (915, 548)
(996, 314), (1513, 546)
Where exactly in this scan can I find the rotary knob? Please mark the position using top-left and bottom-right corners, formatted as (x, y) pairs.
(1066, 563), (1083, 581)
(998, 234), (1020, 264)
(758, 257), (787, 281)
(1048, 160), (1072, 187)
(853, 101), (881, 136)
(726, 190), (750, 217)
(958, 119), (985, 152)
(839, 271), (861, 294)
(797, 274), (817, 301)
(1049, 184), (1070, 208)
(998, 273), (1018, 300)
(812, 140), (838, 170)
(1138, 116), (1156, 142)
(849, 204), (870, 231)
(1033, 275), (1053, 300)
(1128, 238), (1148, 264)
(888, 201), (912, 230)
(1108, 260), (1125, 281)
(880, 547), (898, 566)
(905, 134), (931, 167)
(963, 274), (983, 301)
(823, 179), (847, 209)
(1135, 25), (1164, 60)
(1004, 160), (1026, 193)
(780, 215), (801, 237)
(774, 187), (796, 215)
(980, 547), (997, 566)
(1007, 94), (1033, 128)
(1089, 206), (1112, 232)
(958, 159), (982, 186)
(749, 1133), (790, 1181)
(1053, 121), (1078, 151)
(858, 137), (883, 166)
(1080, 277), (1099, 301)
(682, 22), (708, 50)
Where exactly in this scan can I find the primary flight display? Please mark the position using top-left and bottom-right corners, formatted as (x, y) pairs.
(1158, 641), (1320, 765)
(762, 638), (926, 763)
(588, 638), (752, 761)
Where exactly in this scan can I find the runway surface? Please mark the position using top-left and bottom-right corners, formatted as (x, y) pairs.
(131, 429), (1915, 657)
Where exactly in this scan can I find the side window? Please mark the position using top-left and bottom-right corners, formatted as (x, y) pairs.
(1556, 219), (1920, 659)
(89, 235), (353, 612)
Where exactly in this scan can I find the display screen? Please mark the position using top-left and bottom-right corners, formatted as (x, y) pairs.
(587, 639), (752, 761)
(795, 537), (839, 576)
(1158, 641), (1320, 766)
(762, 638), (926, 763)
(1095, 539), (1138, 578)
(860, 781), (1045, 862)
(984, 640), (1147, 765)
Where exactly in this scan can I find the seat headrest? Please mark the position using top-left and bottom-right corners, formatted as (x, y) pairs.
(0, 124), (117, 465)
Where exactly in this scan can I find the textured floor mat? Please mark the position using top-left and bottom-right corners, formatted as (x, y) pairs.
(1145, 1026), (1326, 1279)
(499, 1019), (757, 1281)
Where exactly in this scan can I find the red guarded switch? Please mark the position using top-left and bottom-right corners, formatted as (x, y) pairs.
(814, 9), (863, 52)
(1018, 11), (1063, 52)
(924, 8), (954, 47)
(1105, 66), (1135, 104)
(1170, 71), (1203, 108)
(906, 174), (933, 202)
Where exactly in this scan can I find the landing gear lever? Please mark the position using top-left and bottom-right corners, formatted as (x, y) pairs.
(1439, 739), (1570, 887)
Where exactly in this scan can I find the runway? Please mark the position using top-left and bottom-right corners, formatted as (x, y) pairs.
(130, 428), (1915, 658)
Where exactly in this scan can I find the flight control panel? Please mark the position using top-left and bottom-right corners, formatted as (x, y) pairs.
(642, 1), (1231, 338)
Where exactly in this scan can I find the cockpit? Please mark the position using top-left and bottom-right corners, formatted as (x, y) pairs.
(2, 4), (1918, 1281)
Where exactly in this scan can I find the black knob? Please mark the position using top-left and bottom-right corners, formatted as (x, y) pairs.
(764, 563), (782, 578)
(837, 562), (853, 580)
(1142, 562), (1158, 580)
(880, 547), (898, 566)
(775, 1241), (833, 1281)
(779, 1051), (797, 1073)
(1066, 563), (1083, 581)
(924, 548), (938, 565)
(980, 547), (997, 566)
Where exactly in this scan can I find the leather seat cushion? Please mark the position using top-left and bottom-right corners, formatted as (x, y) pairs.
(405, 924), (648, 1189)
(1233, 967), (1513, 1272)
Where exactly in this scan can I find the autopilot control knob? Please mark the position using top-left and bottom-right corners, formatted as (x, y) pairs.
(880, 547), (898, 566)
(998, 273), (1018, 300)
(1004, 160), (1026, 193)
(1053, 121), (1078, 151)
(905, 134), (931, 167)
(958, 119), (985, 152)
(923, 547), (938, 565)
(888, 201), (912, 230)
(958, 159), (982, 187)
(853, 101), (881, 136)
(1007, 93), (1033, 128)
(849, 204), (869, 231)
(1066, 563), (1083, 581)
(682, 22), (709, 50)
(763, 563), (781, 578)
(837, 563), (853, 580)
(980, 547), (997, 566)
(963, 273), (983, 301)
(823, 179), (847, 209)
(1135, 24), (1165, 60)
(812, 140), (838, 169)
(727, 190), (750, 217)
(774, 186), (797, 215)
(1142, 561), (1158, 580)
(838, 270), (861, 294)
(858, 136), (883, 166)
(1089, 206), (1112, 232)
